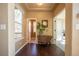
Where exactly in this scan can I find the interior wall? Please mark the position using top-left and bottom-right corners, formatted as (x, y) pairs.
(26, 11), (53, 36)
(72, 3), (79, 56)
(53, 4), (65, 17)
(8, 3), (15, 56)
(65, 3), (72, 56)
(0, 3), (8, 56)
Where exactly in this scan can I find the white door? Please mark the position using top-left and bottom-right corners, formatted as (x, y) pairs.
(55, 18), (65, 51)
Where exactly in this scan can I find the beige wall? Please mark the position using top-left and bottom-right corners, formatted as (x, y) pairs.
(0, 3), (16, 56)
(65, 4), (72, 56)
(26, 11), (53, 36)
(72, 3), (79, 56)
(53, 4), (65, 17)
(0, 4), (8, 56)
(64, 3), (79, 56)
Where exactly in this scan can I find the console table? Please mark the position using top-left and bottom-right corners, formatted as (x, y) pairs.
(38, 35), (52, 44)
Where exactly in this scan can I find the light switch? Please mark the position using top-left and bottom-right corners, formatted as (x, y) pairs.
(0, 24), (6, 30)
(76, 24), (79, 30)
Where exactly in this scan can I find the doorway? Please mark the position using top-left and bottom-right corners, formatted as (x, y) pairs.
(53, 8), (65, 51)
(28, 18), (37, 43)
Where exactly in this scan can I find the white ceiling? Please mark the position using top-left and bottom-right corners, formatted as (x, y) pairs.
(24, 3), (57, 11)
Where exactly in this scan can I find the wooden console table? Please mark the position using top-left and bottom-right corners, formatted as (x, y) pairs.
(38, 35), (52, 44)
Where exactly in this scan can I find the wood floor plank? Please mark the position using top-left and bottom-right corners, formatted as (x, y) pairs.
(16, 43), (65, 56)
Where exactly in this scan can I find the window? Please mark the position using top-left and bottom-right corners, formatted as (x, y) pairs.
(14, 9), (23, 42)
(15, 9), (22, 33)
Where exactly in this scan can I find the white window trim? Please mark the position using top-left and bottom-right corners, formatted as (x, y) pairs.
(15, 9), (23, 42)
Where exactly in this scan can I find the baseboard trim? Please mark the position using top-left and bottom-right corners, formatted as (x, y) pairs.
(15, 42), (28, 55)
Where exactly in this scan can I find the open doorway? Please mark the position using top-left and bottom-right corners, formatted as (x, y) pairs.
(28, 18), (37, 43)
(53, 8), (65, 51)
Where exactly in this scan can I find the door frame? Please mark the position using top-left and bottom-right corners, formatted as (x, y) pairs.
(52, 18), (56, 44)
(27, 18), (38, 44)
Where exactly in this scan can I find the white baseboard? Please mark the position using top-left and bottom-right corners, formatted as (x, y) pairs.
(15, 42), (28, 55)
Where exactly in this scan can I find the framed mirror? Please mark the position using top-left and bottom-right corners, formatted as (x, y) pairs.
(42, 20), (48, 27)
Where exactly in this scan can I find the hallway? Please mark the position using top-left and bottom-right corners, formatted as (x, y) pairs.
(0, 3), (74, 56)
(15, 3), (65, 56)
(16, 44), (64, 56)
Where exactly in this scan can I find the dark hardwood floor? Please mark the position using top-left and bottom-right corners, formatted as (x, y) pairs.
(16, 43), (65, 56)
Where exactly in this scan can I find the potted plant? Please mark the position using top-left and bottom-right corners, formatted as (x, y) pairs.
(37, 22), (47, 44)
(37, 22), (46, 36)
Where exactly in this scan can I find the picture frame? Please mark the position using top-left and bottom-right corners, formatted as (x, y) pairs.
(42, 20), (48, 27)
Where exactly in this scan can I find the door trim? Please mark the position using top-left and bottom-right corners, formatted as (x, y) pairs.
(27, 18), (38, 44)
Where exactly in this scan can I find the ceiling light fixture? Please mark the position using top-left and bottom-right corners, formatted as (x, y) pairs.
(37, 3), (43, 6)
